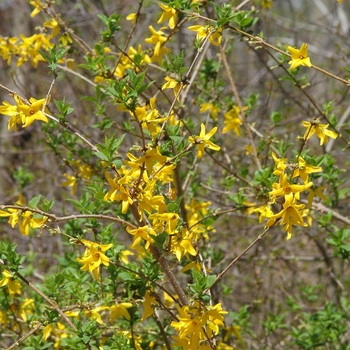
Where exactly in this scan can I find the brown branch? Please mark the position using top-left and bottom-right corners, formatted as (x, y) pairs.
(6, 322), (43, 350)
(204, 226), (272, 293)
(0, 205), (137, 229)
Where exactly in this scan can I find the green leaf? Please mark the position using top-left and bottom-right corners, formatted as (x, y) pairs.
(94, 151), (109, 162)
(270, 111), (282, 124)
(29, 195), (41, 209)
(97, 13), (109, 26)
(205, 275), (217, 289)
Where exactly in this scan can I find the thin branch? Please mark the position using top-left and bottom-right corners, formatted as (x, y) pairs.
(56, 64), (98, 88)
(204, 226), (272, 293)
(6, 322), (43, 350)
(153, 310), (173, 350)
(0, 205), (137, 229)
(43, 77), (56, 112)
(219, 45), (262, 170)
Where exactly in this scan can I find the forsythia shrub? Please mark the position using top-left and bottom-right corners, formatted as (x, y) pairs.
(0, 0), (350, 349)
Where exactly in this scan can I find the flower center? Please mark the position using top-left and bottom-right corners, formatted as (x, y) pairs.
(284, 186), (291, 194)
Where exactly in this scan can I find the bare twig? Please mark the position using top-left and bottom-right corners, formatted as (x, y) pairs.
(219, 45), (262, 170)
(204, 226), (272, 293)
(6, 322), (43, 350)
(0, 205), (137, 229)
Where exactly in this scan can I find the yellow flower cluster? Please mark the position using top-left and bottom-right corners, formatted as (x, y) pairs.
(0, 33), (54, 68)
(171, 302), (227, 348)
(76, 239), (113, 280)
(44, 300), (133, 346)
(0, 207), (47, 236)
(188, 25), (223, 46)
(129, 97), (169, 138)
(250, 119), (338, 239)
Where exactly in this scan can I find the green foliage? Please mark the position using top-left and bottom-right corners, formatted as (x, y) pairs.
(107, 70), (154, 110)
(189, 270), (217, 300)
(0, 241), (25, 270)
(13, 166), (34, 189)
(326, 226), (350, 259)
(94, 133), (125, 167)
(54, 97), (74, 121)
(163, 51), (187, 77)
(98, 13), (121, 42)
(39, 45), (67, 73)
(291, 303), (348, 349)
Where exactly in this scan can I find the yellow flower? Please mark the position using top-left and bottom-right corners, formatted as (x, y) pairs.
(271, 152), (288, 176)
(19, 298), (35, 322)
(43, 19), (60, 38)
(29, 0), (44, 17)
(42, 324), (55, 341)
(126, 13), (137, 25)
(119, 249), (134, 264)
(61, 174), (78, 196)
(170, 228), (197, 261)
(222, 105), (246, 136)
(103, 172), (133, 214)
(0, 101), (20, 131)
(248, 203), (274, 224)
(0, 310), (8, 328)
(145, 26), (171, 63)
(269, 173), (313, 202)
(200, 102), (220, 121)
(71, 160), (93, 180)
(126, 225), (156, 250)
(157, 3), (178, 29)
(0, 94), (49, 130)
(163, 291), (175, 308)
(267, 193), (306, 239)
(84, 306), (109, 325)
(188, 25), (222, 46)
(162, 76), (183, 99)
(0, 208), (46, 236)
(287, 43), (312, 70)
(0, 270), (21, 296)
(19, 210), (47, 236)
(223, 324), (242, 341)
(65, 310), (80, 320)
(307, 185), (327, 208)
(76, 240), (113, 280)
(15, 95), (49, 128)
(138, 147), (169, 174)
(141, 290), (158, 321)
(262, 0), (273, 9)
(145, 25), (167, 46)
(109, 302), (133, 322)
(0, 208), (20, 228)
(42, 321), (68, 345)
(188, 123), (221, 158)
(302, 120), (338, 145)
(149, 212), (179, 234)
(217, 342), (235, 350)
(18, 33), (54, 67)
(171, 302), (227, 347)
(292, 156), (322, 183)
